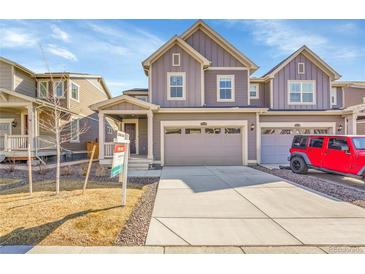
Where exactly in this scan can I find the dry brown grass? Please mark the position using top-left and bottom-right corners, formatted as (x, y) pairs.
(0, 180), (145, 246)
(0, 178), (21, 185)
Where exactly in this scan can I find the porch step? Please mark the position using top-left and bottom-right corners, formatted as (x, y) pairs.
(128, 157), (150, 170)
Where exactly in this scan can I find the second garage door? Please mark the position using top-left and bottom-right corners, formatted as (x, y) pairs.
(261, 127), (330, 164)
(164, 127), (243, 165)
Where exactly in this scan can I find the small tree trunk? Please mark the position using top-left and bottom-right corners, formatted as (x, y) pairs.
(55, 107), (60, 195)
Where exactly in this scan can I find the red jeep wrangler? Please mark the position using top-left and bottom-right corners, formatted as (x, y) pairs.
(289, 135), (365, 180)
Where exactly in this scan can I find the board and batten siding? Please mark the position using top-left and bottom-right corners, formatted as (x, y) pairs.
(14, 68), (36, 97)
(332, 87), (343, 109)
(272, 53), (331, 110)
(205, 70), (248, 107)
(0, 61), (13, 90)
(249, 82), (270, 108)
(151, 44), (202, 107)
(185, 29), (245, 67)
(152, 112), (257, 162)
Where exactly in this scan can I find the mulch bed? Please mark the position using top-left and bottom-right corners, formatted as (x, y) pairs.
(252, 165), (365, 209)
(115, 178), (159, 246)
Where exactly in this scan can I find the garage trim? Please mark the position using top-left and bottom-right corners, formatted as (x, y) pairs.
(160, 120), (248, 166)
(257, 121), (336, 164)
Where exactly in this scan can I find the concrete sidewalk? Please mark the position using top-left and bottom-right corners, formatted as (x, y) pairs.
(146, 166), (365, 246)
(1, 245), (364, 254)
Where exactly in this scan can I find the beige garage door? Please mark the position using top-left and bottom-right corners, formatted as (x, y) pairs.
(164, 127), (243, 165)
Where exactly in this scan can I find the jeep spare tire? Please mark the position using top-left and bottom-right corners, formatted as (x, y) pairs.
(290, 156), (308, 174)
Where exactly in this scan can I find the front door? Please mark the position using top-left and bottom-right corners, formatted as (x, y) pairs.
(124, 123), (136, 154)
(322, 137), (352, 173)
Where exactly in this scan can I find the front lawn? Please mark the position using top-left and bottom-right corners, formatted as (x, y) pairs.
(0, 180), (145, 246)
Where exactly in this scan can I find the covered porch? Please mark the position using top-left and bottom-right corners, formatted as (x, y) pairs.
(91, 95), (158, 166)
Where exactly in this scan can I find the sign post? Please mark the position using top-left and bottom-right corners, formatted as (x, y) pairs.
(111, 134), (130, 206)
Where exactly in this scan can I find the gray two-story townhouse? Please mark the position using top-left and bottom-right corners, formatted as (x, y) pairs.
(0, 57), (113, 162)
(91, 20), (363, 167)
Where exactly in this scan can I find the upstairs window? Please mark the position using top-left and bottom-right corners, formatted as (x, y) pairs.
(217, 75), (235, 102)
(38, 81), (49, 98)
(288, 80), (315, 105)
(249, 83), (259, 99)
(167, 72), (185, 100)
(298, 62), (305, 74)
(172, 53), (180, 66)
(71, 82), (80, 102)
(53, 80), (64, 98)
(330, 87), (337, 107)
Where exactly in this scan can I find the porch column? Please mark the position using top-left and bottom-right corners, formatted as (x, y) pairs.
(347, 113), (357, 135)
(98, 111), (105, 160)
(27, 104), (34, 152)
(147, 110), (153, 160)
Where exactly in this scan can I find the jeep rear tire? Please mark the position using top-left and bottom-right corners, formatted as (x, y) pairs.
(290, 156), (308, 174)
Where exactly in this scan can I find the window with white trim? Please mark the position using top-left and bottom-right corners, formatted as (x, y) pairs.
(298, 63), (305, 74)
(167, 72), (185, 100)
(70, 118), (80, 143)
(172, 53), (180, 66)
(288, 80), (315, 104)
(330, 87), (337, 107)
(249, 83), (259, 99)
(38, 81), (49, 98)
(53, 81), (64, 97)
(71, 82), (80, 101)
(217, 75), (235, 102)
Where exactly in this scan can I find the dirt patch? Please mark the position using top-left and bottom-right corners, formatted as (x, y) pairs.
(0, 179), (146, 246)
(253, 165), (365, 209)
(116, 178), (159, 246)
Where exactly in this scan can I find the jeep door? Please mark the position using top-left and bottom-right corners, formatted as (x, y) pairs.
(307, 136), (325, 167)
(322, 137), (352, 173)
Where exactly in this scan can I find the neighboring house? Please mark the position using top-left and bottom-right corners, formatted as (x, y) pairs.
(90, 20), (364, 166)
(0, 57), (112, 162)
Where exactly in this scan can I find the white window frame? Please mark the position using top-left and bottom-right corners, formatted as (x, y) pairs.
(38, 80), (49, 98)
(288, 80), (316, 105)
(172, 53), (180, 67)
(249, 83), (259, 99)
(217, 75), (235, 102)
(70, 81), (80, 102)
(298, 62), (305, 74)
(167, 72), (186, 101)
(70, 117), (80, 143)
(330, 87), (337, 107)
(53, 80), (64, 98)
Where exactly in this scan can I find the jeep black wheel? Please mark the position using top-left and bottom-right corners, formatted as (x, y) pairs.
(290, 156), (308, 174)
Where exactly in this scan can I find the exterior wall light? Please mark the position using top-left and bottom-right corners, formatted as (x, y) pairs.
(338, 124), (343, 132)
(250, 123), (255, 131)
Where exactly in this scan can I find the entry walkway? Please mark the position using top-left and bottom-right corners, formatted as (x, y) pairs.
(146, 166), (365, 246)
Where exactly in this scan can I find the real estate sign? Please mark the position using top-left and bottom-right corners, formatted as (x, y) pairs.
(111, 144), (126, 177)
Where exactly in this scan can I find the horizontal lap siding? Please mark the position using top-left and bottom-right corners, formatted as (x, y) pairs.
(343, 87), (365, 107)
(273, 53), (330, 110)
(0, 110), (21, 135)
(14, 68), (36, 97)
(153, 112), (257, 161)
(151, 44), (201, 107)
(185, 29), (244, 67)
(0, 61), (13, 90)
(205, 70), (248, 107)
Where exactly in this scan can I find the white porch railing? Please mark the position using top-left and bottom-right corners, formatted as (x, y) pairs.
(0, 135), (57, 152)
(104, 142), (114, 158)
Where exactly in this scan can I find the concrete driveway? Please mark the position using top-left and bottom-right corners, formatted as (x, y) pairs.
(146, 166), (365, 246)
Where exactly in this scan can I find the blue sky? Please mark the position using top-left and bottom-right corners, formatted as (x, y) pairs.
(1, 19), (364, 96)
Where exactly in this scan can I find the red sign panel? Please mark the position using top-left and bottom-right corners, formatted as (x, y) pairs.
(114, 144), (126, 153)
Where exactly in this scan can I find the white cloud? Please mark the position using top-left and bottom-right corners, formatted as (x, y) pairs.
(51, 25), (70, 42)
(46, 44), (77, 61)
(0, 29), (38, 48)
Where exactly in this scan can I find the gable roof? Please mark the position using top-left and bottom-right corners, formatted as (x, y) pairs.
(89, 94), (159, 111)
(263, 45), (341, 80)
(142, 36), (211, 75)
(180, 20), (258, 73)
(0, 56), (35, 76)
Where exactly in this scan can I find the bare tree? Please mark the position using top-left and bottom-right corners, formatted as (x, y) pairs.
(38, 47), (89, 194)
